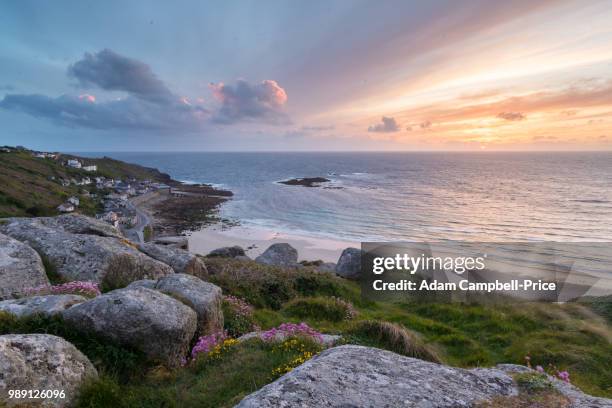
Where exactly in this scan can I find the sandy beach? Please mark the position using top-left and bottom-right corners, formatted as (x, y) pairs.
(189, 224), (357, 263)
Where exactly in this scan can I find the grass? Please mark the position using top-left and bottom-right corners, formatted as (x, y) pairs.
(0, 149), (172, 218)
(344, 320), (440, 363)
(283, 296), (356, 322)
(475, 372), (570, 407)
(204, 257), (358, 309)
(0, 312), (147, 381)
(76, 337), (322, 408)
(1, 257), (611, 405)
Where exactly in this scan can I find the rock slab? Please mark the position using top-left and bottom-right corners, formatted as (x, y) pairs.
(155, 273), (223, 335)
(0, 217), (173, 284)
(207, 245), (246, 258)
(0, 334), (97, 407)
(255, 243), (298, 267)
(139, 242), (208, 276)
(0, 232), (49, 300)
(335, 247), (362, 279)
(63, 287), (197, 367)
(0, 294), (86, 318)
(236, 345), (516, 407)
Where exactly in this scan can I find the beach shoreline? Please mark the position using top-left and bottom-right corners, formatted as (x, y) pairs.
(188, 223), (357, 262)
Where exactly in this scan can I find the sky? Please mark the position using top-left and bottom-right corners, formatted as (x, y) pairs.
(1, 0), (612, 151)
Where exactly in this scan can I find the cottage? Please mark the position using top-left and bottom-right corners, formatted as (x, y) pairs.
(67, 196), (80, 206)
(57, 203), (75, 213)
(83, 165), (97, 172)
(67, 159), (82, 168)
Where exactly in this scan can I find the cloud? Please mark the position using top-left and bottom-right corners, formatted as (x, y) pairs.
(67, 49), (173, 103)
(497, 112), (525, 121)
(301, 125), (335, 131)
(0, 50), (287, 130)
(210, 79), (289, 124)
(0, 93), (207, 130)
(368, 116), (400, 132)
(1, 49), (206, 130)
(0, 85), (15, 91)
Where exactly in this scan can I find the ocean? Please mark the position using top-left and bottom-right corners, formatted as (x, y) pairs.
(81, 152), (612, 242)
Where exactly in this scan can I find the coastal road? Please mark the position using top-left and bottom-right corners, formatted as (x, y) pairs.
(124, 192), (156, 244)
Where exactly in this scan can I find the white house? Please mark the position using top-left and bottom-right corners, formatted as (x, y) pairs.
(67, 196), (80, 206)
(67, 159), (82, 168)
(57, 203), (75, 213)
(83, 165), (97, 172)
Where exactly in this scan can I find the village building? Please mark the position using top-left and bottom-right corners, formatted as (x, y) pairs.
(67, 196), (80, 206)
(57, 203), (75, 213)
(67, 159), (82, 168)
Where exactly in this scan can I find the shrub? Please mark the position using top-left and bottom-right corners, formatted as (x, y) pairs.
(283, 296), (357, 322)
(223, 295), (257, 337)
(270, 337), (323, 379)
(205, 257), (355, 309)
(346, 320), (440, 363)
(191, 331), (228, 360)
(191, 331), (239, 365)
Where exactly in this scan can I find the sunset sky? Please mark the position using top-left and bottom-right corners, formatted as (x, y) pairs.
(1, 0), (612, 151)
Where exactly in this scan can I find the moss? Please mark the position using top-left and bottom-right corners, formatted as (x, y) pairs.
(143, 225), (153, 242)
(515, 372), (554, 393)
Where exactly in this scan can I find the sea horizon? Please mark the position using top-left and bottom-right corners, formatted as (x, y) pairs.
(76, 151), (612, 244)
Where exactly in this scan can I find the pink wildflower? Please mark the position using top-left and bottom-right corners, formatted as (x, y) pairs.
(261, 322), (324, 343)
(223, 295), (254, 317)
(191, 331), (227, 360)
(557, 371), (570, 383)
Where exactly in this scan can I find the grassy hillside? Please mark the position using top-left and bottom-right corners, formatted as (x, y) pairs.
(0, 148), (172, 218)
(2, 258), (609, 407)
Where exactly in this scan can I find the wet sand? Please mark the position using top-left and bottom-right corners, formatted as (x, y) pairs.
(189, 224), (356, 263)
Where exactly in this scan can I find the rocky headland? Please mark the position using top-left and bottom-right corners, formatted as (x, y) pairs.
(278, 177), (331, 187)
(1, 213), (611, 407)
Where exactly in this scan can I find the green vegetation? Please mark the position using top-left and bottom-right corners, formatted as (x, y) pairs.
(475, 372), (570, 407)
(344, 320), (440, 362)
(76, 337), (322, 408)
(283, 296), (356, 322)
(0, 148), (171, 218)
(204, 257), (356, 309)
(515, 372), (554, 393)
(143, 224), (153, 242)
(222, 298), (256, 337)
(1, 257), (611, 406)
(0, 312), (146, 381)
